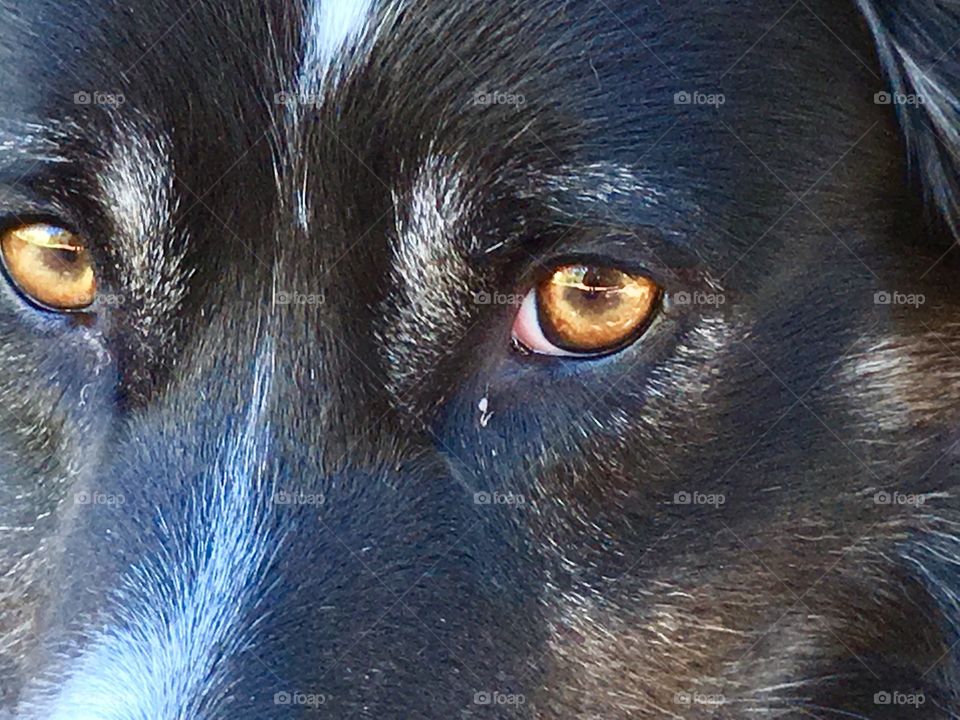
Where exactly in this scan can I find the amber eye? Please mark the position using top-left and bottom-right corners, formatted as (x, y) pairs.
(0, 223), (96, 311)
(512, 264), (660, 356)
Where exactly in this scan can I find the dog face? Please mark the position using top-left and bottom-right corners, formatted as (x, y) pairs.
(2, 0), (960, 717)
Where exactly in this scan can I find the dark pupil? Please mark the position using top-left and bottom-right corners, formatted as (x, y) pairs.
(582, 267), (621, 290)
(564, 268), (623, 315)
(42, 247), (82, 273)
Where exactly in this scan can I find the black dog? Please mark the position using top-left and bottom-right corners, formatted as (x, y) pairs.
(1, 0), (959, 717)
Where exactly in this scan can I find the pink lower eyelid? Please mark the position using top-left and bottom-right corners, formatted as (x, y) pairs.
(511, 290), (557, 354)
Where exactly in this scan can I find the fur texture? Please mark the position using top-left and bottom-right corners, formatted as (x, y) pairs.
(0, 0), (958, 718)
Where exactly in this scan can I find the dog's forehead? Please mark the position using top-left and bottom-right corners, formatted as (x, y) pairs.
(0, 0), (887, 332)
(7, 1), (557, 236)
(0, 1), (820, 226)
(1, 1), (597, 336)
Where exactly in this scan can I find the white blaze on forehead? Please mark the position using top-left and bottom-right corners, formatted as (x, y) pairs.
(299, 0), (379, 95)
(38, 342), (276, 720)
(291, 0), (380, 233)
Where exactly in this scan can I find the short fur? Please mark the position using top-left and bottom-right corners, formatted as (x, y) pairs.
(0, 0), (959, 718)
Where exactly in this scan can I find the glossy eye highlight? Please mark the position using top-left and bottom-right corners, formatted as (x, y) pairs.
(512, 264), (660, 357)
(0, 223), (96, 311)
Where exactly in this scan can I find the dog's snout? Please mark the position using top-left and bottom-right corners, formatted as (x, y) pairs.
(21, 335), (539, 719)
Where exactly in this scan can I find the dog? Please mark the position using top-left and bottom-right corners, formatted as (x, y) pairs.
(1, 0), (959, 717)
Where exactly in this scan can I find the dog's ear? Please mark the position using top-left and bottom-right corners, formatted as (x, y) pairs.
(858, 0), (960, 237)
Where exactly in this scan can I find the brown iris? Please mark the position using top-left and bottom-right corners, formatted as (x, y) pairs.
(0, 224), (96, 310)
(536, 265), (659, 353)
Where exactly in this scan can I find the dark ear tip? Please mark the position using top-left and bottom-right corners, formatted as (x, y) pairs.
(858, 0), (960, 240)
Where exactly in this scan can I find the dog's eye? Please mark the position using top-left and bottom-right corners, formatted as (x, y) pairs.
(0, 223), (96, 311)
(512, 264), (660, 357)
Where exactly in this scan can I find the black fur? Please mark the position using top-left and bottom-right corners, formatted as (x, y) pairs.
(0, 0), (959, 718)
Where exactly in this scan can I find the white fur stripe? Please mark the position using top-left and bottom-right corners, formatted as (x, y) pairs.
(42, 342), (276, 719)
(299, 0), (378, 95)
(292, 0), (379, 233)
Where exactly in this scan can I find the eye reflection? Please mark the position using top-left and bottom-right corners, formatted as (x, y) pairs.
(0, 223), (96, 311)
(512, 264), (660, 357)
